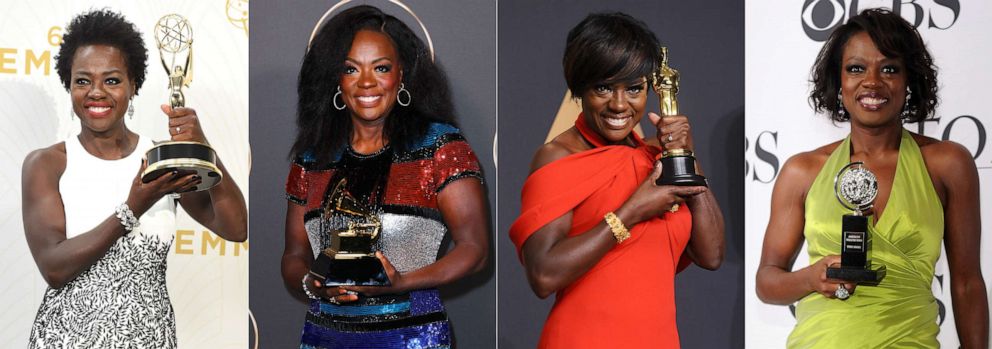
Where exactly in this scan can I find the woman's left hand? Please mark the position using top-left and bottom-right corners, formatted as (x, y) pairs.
(163, 104), (209, 144)
(341, 252), (406, 297)
(649, 112), (694, 151)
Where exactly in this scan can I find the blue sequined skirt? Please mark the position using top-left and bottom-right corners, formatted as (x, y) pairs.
(299, 289), (451, 349)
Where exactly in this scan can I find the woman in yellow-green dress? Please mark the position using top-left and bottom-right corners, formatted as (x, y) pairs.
(754, 9), (987, 348)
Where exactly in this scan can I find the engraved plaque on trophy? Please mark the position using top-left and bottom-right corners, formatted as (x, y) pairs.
(309, 179), (390, 287)
(141, 14), (222, 192)
(652, 47), (706, 187)
(826, 162), (886, 283)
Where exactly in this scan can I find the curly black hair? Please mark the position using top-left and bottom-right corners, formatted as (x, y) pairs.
(809, 8), (938, 123)
(292, 5), (455, 166)
(563, 12), (659, 97)
(55, 9), (148, 94)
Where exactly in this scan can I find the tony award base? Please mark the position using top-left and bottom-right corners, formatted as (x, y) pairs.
(825, 214), (886, 284)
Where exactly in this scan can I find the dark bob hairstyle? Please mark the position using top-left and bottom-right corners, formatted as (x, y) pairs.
(809, 8), (938, 123)
(292, 5), (454, 166)
(563, 12), (659, 98)
(55, 9), (148, 94)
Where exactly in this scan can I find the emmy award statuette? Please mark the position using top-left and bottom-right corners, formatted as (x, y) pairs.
(309, 179), (390, 287)
(652, 47), (706, 186)
(141, 14), (222, 191)
(826, 162), (886, 283)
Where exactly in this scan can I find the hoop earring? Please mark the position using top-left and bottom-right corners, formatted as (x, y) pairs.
(837, 89), (846, 119)
(397, 83), (411, 107)
(900, 86), (912, 121)
(333, 86), (346, 111)
(128, 97), (135, 119)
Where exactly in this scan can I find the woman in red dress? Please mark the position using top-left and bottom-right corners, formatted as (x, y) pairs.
(509, 12), (725, 348)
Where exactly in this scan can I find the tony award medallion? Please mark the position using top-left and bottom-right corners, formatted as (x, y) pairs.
(141, 14), (221, 191)
(826, 162), (886, 283)
(309, 179), (390, 287)
(652, 47), (706, 187)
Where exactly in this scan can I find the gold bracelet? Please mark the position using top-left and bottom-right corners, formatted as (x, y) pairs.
(604, 212), (630, 243)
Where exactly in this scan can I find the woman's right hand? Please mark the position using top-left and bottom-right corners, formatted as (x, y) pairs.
(125, 160), (201, 217)
(804, 255), (857, 299)
(621, 163), (707, 224)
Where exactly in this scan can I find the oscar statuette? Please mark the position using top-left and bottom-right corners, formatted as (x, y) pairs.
(141, 14), (221, 191)
(652, 47), (706, 186)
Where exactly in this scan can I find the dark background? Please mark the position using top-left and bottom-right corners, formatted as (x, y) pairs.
(249, 1), (496, 347)
(497, 1), (745, 348)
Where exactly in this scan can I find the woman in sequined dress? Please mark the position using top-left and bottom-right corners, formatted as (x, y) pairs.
(755, 9), (987, 348)
(21, 10), (247, 348)
(281, 5), (489, 349)
(508, 12), (725, 348)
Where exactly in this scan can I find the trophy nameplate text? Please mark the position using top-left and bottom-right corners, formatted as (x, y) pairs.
(652, 47), (706, 187)
(141, 14), (221, 192)
(826, 161), (886, 283)
(309, 178), (390, 287)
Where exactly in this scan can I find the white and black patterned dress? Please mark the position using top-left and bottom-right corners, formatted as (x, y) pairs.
(29, 135), (177, 348)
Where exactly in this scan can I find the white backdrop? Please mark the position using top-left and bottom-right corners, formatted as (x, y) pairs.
(745, 0), (990, 347)
(0, 1), (249, 347)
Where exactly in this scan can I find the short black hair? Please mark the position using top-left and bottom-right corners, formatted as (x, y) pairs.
(292, 5), (455, 166)
(55, 9), (148, 93)
(809, 8), (938, 123)
(563, 12), (659, 97)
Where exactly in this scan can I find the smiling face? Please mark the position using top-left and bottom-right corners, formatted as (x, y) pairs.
(340, 30), (403, 126)
(839, 31), (908, 128)
(70, 44), (134, 133)
(579, 78), (648, 144)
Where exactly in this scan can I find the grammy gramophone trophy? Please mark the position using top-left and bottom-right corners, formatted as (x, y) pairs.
(309, 178), (390, 286)
(826, 162), (886, 283)
(652, 47), (706, 186)
(141, 14), (221, 191)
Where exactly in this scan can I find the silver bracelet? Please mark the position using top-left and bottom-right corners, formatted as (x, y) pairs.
(302, 275), (321, 300)
(114, 203), (140, 233)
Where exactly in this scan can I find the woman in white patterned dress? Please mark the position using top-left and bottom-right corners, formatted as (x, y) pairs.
(20, 10), (247, 348)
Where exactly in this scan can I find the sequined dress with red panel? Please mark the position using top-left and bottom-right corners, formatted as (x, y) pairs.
(286, 123), (483, 349)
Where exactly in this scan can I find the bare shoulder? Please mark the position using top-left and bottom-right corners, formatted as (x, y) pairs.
(913, 133), (975, 169)
(778, 141), (839, 184)
(913, 133), (977, 200)
(529, 128), (585, 173)
(23, 142), (67, 177)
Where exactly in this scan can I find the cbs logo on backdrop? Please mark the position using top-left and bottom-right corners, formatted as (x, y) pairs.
(801, 0), (960, 41)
